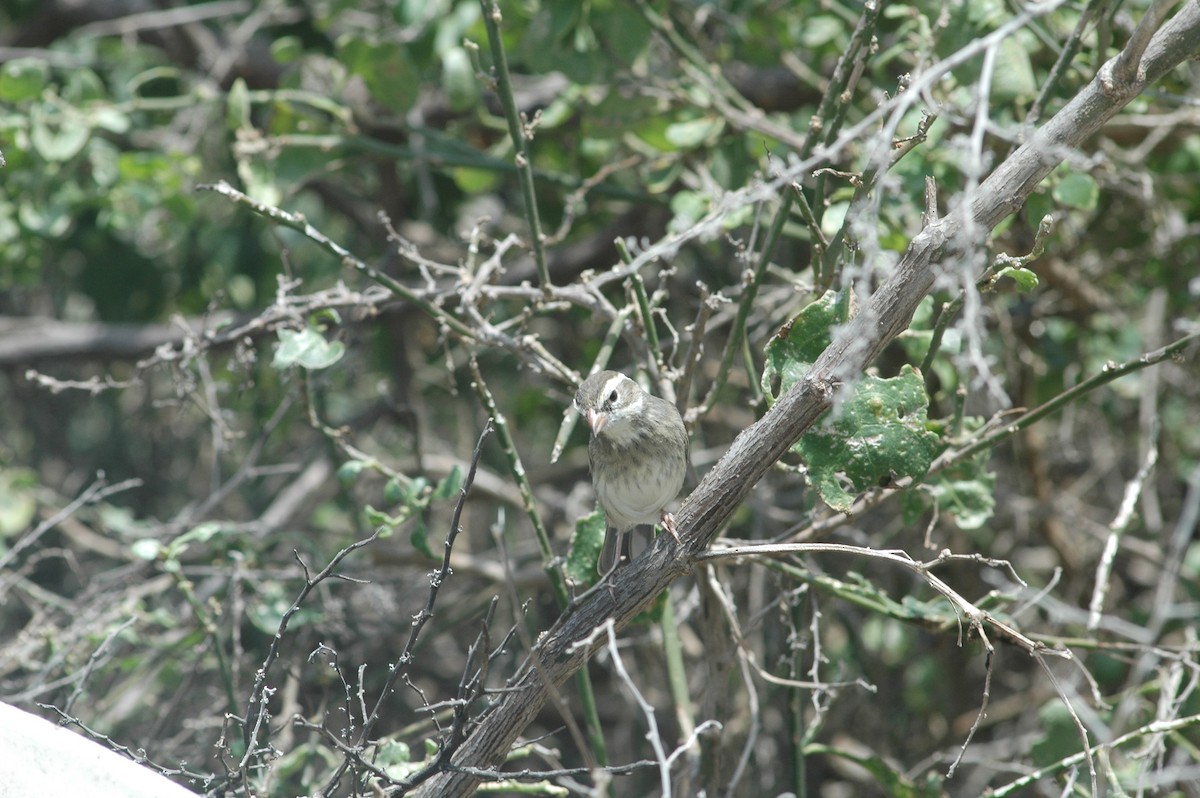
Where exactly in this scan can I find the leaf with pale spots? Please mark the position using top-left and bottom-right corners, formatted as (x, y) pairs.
(902, 450), (996, 530)
(798, 365), (941, 512)
(761, 290), (840, 404)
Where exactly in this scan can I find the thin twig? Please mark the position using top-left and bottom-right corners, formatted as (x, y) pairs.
(1087, 422), (1159, 631)
(700, 542), (1071, 659)
(478, 0), (551, 290)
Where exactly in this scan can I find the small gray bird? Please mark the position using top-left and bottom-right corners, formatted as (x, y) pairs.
(574, 370), (689, 572)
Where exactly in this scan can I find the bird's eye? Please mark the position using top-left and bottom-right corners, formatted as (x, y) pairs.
(608, 389), (619, 404)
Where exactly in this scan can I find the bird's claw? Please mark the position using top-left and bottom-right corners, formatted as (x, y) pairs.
(661, 511), (680, 542)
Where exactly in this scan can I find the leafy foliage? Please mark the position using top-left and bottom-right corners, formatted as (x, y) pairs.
(797, 365), (942, 513)
(1, 1), (1199, 797)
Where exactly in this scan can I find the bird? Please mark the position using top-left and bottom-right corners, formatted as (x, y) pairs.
(573, 370), (689, 573)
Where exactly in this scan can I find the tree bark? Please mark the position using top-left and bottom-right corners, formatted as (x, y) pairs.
(410, 5), (1200, 795)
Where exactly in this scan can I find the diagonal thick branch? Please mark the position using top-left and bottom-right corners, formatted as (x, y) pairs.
(409, 6), (1200, 795)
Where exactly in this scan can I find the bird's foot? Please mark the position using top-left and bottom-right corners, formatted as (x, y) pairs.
(661, 511), (680, 542)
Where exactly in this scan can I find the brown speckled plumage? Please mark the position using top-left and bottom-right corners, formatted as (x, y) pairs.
(574, 371), (688, 568)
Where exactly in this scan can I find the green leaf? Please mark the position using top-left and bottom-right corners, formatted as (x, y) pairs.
(643, 158), (681, 194)
(410, 514), (434, 559)
(992, 35), (1037, 101)
(0, 468), (37, 537)
(432, 466), (463, 500)
(175, 522), (222, 547)
(592, 2), (653, 67)
(901, 450), (996, 530)
(441, 46), (478, 112)
(99, 504), (153, 538)
(88, 105), (130, 135)
(61, 67), (104, 104)
(376, 739), (412, 767)
(161, 522), (225, 560)
(339, 37), (418, 115)
(1052, 171), (1099, 211)
(803, 570), (932, 620)
(311, 307), (343, 327)
(0, 58), (48, 102)
(664, 116), (724, 149)
(376, 737), (431, 781)
(270, 36), (304, 65)
(566, 509), (608, 584)
(130, 539), (162, 561)
(30, 104), (89, 161)
(760, 290), (840, 403)
(451, 166), (502, 194)
(519, 2), (599, 84)
(668, 190), (708, 232)
(131, 522), (226, 564)
(404, 476), (430, 508)
(235, 150), (282, 207)
(798, 366), (941, 512)
(226, 77), (252, 131)
(384, 476), (406, 505)
(996, 265), (1039, 291)
(272, 327), (345, 370)
(365, 504), (408, 535)
(799, 15), (844, 48)
(18, 191), (74, 237)
(337, 459), (368, 485)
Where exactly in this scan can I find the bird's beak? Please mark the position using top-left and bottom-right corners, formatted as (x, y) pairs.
(586, 408), (608, 434)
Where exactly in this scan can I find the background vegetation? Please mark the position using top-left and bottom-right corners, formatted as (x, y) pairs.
(1, 0), (1198, 796)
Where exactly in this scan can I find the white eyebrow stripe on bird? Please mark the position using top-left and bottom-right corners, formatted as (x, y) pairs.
(623, 392), (644, 415)
(599, 373), (628, 403)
